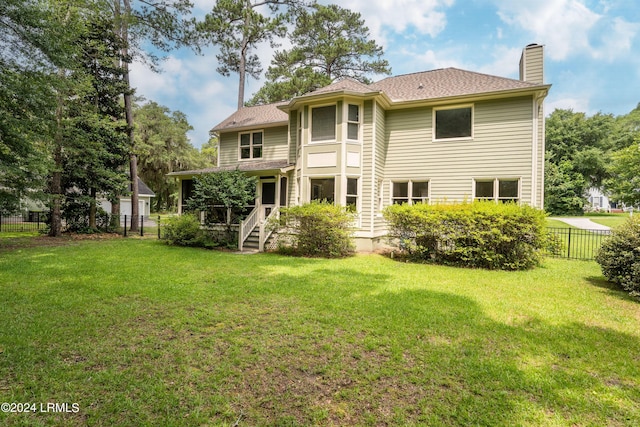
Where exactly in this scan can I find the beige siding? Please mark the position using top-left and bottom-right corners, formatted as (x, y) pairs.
(383, 97), (535, 205)
(360, 100), (374, 232)
(374, 101), (387, 233)
(520, 45), (544, 84)
(218, 126), (289, 167)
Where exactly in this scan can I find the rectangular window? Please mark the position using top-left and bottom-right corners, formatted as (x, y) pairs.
(346, 178), (358, 211)
(434, 106), (472, 140)
(279, 177), (288, 207)
(392, 182), (409, 205)
(392, 180), (430, 205)
(411, 181), (429, 204)
(347, 104), (360, 141)
(311, 105), (336, 142)
(310, 178), (335, 203)
(239, 131), (263, 159)
(475, 179), (519, 203)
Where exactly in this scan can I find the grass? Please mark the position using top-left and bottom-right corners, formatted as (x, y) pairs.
(586, 213), (632, 229)
(1, 238), (639, 426)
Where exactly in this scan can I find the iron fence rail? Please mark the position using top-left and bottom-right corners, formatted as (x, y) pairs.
(546, 227), (610, 260)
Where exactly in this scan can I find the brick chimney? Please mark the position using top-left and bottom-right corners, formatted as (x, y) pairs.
(519, 44), (544, 84)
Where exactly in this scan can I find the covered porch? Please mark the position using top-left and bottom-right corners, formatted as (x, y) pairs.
(170, 160), (294, 251)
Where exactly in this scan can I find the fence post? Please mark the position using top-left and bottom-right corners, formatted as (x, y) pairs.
(0, 212), (2, 232)
(140, 215), (144, 237)
(157, 215), (161, 239)
(567, 228), (572, 259)
(124, 215), (127, 237)
(37, 212), (40, 231)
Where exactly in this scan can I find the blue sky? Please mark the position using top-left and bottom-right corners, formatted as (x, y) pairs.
(130, 0), (640, 148)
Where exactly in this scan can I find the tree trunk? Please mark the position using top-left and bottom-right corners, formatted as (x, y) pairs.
(237, 2), (251, 109)
(89, 187), (97, 229)
(121, 0), (139, 231)
(49, 71), (65, 237)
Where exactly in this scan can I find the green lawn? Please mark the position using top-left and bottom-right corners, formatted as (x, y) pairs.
(586, 213), (632, 229)
(1, 238), (639, 426)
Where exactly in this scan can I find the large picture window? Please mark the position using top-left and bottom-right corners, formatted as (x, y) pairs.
(474, 178), (519, 203)
(311, 105), (336, 142)
(239, 131), (263, 159)
(310, 178), (335, 203)
(434, 106), (472, 140)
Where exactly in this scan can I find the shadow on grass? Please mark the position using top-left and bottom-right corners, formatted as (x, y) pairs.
(1, 245), (639, 426)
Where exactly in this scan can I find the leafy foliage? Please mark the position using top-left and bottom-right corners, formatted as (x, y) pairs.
(595, 216), (640, 296)
(544, 109), (614, 215)
(197, 0), (306, 107)
(163, 213), (217, 248)
(135, 100), (209, 212)
(271, 201), (355, 258)
(248, 3), (390, 105)
(383, 202), (550, 270)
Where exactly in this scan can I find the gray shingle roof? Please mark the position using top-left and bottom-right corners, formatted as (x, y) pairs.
(369, 68), (541, 102)
(300, 78), (376, 97)
(211, 102), (289, 132)
(128, 177), (155, 196)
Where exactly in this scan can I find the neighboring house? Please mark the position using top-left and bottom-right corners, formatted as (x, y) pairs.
(171, 44), (550, 251)
(99, 177), (156, 218)
(587, 188), (612, 212)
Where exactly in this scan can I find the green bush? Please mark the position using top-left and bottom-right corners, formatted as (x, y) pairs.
(383, 201), (550, 270)
(163, 214), (219, 249)
(595, 216), (640, 296)
(272, 201), (355, 258)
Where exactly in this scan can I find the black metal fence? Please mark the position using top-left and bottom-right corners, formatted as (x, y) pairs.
(546, 227), (610, 260)
(0, 212), (162, 238)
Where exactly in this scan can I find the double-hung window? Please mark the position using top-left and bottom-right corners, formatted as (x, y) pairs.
(311, 105), (336, 142)
(474, 178), (519, 203)
(434, 105), (473, 140)
(239, 131), (263, 159)
(392, 181), (429, 205)
(347, 104), (360, 141)
(346, 178), (358, 211)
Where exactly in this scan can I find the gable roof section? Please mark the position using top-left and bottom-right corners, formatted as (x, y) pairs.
(129, 177), (155, 197)
(370, 68), (542, 102)
(211, 102), (289, 133)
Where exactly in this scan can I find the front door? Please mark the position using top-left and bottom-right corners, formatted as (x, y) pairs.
(261, 181), (276, 218)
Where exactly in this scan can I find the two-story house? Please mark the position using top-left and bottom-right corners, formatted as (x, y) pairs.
(171, 44), (550, 251)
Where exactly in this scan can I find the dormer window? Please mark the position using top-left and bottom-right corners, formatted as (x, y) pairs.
(239, 131), (263, 159)
(434, 105), (473, 141)
(311, 105), (336, 142)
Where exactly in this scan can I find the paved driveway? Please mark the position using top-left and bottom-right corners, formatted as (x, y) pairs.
(551, 217), (611, 231)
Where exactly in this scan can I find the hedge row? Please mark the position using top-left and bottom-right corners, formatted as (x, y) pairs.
(383, 202), (551, 270)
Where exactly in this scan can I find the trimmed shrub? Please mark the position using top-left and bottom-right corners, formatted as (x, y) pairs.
(271, 201), (355, 258)
(595, 216), (640, 296)
(163, 214), (219, 249)
(383, 201), (550, 270)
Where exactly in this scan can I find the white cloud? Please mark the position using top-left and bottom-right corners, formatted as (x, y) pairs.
(546, 95), (591, 115)
(493, 0), (639, 62)
(324, 0), (453, 45)
(494, 0), (600, 60)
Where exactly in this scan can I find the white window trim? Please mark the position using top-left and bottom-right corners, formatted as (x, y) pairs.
(472, 178), (521, 203)
(345, 102), (362, 142)
(432, 104), (474, 142)
(345, 176), (360, 212)
(309, 103), (338, 144)
(238, 129), (264, 161)
(390, 180), (431, 205)
(308, 176), (336, 204)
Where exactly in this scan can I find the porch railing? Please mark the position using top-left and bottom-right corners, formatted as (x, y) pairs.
(259, 206), (280, 251)
(238, 207), (259, 251)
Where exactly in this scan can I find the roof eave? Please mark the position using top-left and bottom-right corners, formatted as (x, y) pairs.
(279, 89), (383, 112)
(382, 84), (552, 109)
(210, 120), (289, 134)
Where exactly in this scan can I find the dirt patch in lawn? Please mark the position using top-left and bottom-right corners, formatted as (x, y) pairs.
(0, 233), (122, 252)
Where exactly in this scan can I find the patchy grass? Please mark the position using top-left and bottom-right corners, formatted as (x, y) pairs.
(1, 239), (639, 426)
